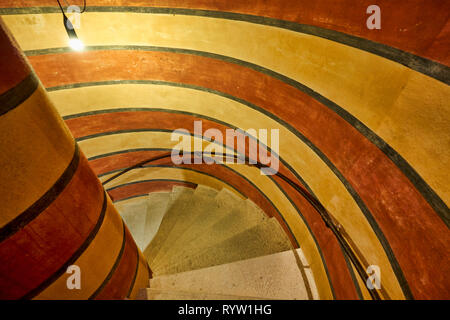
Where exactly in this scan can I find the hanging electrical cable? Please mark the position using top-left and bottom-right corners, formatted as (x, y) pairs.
(56, 0), (86, 51)
(63, 0), (86, 13)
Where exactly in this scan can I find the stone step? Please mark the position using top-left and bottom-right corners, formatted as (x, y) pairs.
(244, 198), (269, 222)
(153, 188), (244, 269)
(145, 288), (267, 300)
(143, 186), (195, 265)
(116, 198), (147, 250)
(141, 192), (171, 251)
(154, 197), (261, 273)
(151, 249), (314, 300)
(152, 185), (219, 269)
(156, 218), (291, 275)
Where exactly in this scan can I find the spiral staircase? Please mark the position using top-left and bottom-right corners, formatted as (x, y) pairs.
(115, 185), (318, 300)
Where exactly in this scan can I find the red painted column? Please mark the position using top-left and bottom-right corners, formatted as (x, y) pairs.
(0, 19), (149, 300)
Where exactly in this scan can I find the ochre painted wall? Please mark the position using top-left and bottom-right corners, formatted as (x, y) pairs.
(0, 1), (448, 300)
(0, 20), (149, 300)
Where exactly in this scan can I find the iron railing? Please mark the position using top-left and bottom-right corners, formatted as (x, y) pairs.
(102, 151), (382, 300)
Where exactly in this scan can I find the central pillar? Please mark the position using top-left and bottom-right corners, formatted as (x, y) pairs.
(0, 18), (149, 300)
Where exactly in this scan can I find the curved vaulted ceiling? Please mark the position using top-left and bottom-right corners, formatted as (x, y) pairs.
(1, 1), (448, 300)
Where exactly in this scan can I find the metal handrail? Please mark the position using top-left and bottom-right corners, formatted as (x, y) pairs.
(102, 151), (381, 300)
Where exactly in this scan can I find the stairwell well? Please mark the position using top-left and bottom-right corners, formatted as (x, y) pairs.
(115, 185), (318, 300)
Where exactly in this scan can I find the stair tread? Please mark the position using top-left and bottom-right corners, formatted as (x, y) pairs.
(141, 192), (171, 251)
(117, 198), (147, 250)
(154, 202), (260, 272)
(150, 249), (312, 300)
(146, 288), (270, 300)
(151, 185), (219, 268)
(156, 217), (291, 275)
(244, 198), (269, 222)
(143, 186), (195, 264)
(153, 187), (247, 269)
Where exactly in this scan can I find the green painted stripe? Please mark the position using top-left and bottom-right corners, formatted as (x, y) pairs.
(0, 73), (39, 117)
(22, 189), (108, 299)
(103, 163), (247, 201)
(113, 193), (149, 203)
(61, 81), (418, 299)
(126, 246), (140, 299)
(108, 178), (197, 194)
(106, 166), (344, 298)
(72, 109), (412, 298)
(89, 219), (127, 299)
(88, 147), (169, 161)
(69, 106), (315, 196)
(81, 124), (318, 223)
(339, 243), (364, 300)
(55, 79), (444, 299)
(47, 53), (449, 233)
(0, 143), (80, 243)
(1, 6), (448, 84)
(93, 145), (338, 299)
(291, 248), (314, 300)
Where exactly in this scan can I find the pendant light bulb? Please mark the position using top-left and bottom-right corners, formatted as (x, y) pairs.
(69, 38), (84, 51)
(62, 7), (84, 52)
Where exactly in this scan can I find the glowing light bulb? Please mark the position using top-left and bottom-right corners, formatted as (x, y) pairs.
(69, 38), (84, 51)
